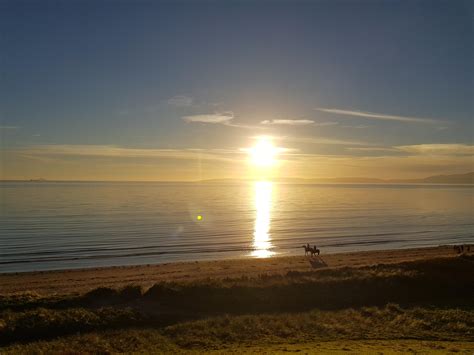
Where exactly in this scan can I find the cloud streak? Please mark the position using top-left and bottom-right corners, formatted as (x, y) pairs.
(167, 95), (194, 107)
(260, 119), (338, 126)
(5, 143), (473, 181)
(282, 136), (373, 146)
(182, 112), (234, 124)
(182, 112), (264, 130)
(347, 147), (398, 152)
(396, 144), (473, 156)
(316, 108), (442, 124)
(13, 144), (246, 163)
(261, 119), (314, 125)
(347, 144), (474, 156)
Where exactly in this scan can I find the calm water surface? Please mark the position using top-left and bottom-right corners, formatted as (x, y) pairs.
(1, 182), (472, 272)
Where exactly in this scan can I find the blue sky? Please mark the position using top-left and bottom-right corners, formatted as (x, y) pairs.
(1, 0), (472, 180)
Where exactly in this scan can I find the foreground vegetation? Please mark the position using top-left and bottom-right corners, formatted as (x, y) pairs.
(1, 255), (473, 353)
(2, 305), (474, 353)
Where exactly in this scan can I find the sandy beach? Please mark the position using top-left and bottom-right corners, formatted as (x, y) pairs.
(2, 244), (473, 353)
(0, 245), (468, 296)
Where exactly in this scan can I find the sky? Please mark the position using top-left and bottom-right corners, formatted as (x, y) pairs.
(1, 0), (472, 181)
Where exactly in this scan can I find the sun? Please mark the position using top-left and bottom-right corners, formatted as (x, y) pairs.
(249, 137), (278, 167)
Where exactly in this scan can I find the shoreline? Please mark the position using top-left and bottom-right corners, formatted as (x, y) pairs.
(0, 244), (469, 296)
(1, 245), (473, 352)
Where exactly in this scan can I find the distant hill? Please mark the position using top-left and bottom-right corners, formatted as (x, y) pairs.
(398, 172), (474, 184)
(201, 172), (474, 185)
(2, 172), (473, 185)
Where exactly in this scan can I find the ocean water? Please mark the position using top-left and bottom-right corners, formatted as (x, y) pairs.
(0, 181), (472, 273)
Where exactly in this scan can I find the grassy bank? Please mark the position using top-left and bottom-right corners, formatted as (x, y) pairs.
(2, 306), (473, 353)
(1, 254), (473, 352)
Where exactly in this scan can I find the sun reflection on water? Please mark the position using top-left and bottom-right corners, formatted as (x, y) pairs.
(251, 181), (275, 258)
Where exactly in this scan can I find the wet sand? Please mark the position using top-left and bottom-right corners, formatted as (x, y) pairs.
(0, 245), (469, 296)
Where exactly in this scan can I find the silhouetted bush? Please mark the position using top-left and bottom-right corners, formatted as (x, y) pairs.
(119, 285), (143, 301)
(138, 255), (474, 314)
(0, 307), (144, 345)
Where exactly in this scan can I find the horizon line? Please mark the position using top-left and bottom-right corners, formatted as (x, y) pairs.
(1, 172), (473, 184)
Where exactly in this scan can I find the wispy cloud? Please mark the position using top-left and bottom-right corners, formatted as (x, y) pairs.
(282, 136), (373, 146)
(182, 112), (263, 130)
(261, 119), (314, 125)
(396, 144), (473, 156)
(341, 125), (370, 129)
(287, 153), (473, 179)
(0, 125), (20, 129)
(14, 144), (245, 163)
(182, 112), (234, 124)
(347, 147), (398, 152)
(260, 119), (338, 126)
(316, 108), (442, 124)
(6, 144), (473, 181)
(314, 122), (339, 127)
(347, 144), (474, 156)
(167, 95), (194, 107)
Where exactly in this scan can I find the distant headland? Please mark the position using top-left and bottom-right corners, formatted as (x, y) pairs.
(201, 172), (474, 185)
(1, 172), (473, 184)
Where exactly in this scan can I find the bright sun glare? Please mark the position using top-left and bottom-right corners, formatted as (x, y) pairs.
(249, 137), (278, 167)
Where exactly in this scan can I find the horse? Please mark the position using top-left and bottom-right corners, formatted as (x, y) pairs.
(302, 244), (312, 256)
(311, 246), (320, 257)
(302, 245), (320, 257)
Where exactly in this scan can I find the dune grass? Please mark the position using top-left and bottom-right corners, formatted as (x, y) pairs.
(3, 255), (473, 312)
(1, 305), (473, 353)
(1, 255), (473, 352)
(4, 336), (474, 354)
(163, 305), (474, 347)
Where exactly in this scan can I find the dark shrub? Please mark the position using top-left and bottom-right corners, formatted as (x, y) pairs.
(120, 285), (143, 301)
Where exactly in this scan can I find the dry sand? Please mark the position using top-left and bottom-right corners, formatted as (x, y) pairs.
(0, 245), (469, 296)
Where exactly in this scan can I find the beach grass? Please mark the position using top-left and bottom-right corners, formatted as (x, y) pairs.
(1, 306), (473, 353)
(1, 251), (473, 352)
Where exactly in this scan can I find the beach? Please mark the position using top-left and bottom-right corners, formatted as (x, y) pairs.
(1, 244), (473, 353)
(0, 245), (467, 296)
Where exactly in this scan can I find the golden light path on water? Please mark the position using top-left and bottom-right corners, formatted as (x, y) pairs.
(251, 181), (275, 258)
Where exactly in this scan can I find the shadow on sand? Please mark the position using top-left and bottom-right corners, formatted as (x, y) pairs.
(309, 256), (328, 268)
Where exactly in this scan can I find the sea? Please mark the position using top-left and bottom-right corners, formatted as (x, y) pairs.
(0, 181), (472, 273)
